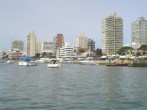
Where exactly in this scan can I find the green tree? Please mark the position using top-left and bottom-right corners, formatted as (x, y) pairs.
(2, 52), (8, 59)
(95, 48), (102, 56)
(35, 53), (40, 59)
(117, 46), (133, 55)
(139, 45), (147, 54)
(78, 48), (86, 53)
(42, 52), (48, 58)
(48, 52), (53, 58)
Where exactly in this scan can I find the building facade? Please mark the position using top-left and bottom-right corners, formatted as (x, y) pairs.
(88, 39), (95, 51)
(56, 43), (76, 58)
(132, 17), (147, 45)
(7, 49), (23, 60)
(41, 41), (55, 53)
(36, 42), (42, 53)
(53, 33), (64, 49)
(102, 12), (123, 54)
(76, 33), (88, 50)
(12, 40), (24, 51)
(26, 32), (36, 56)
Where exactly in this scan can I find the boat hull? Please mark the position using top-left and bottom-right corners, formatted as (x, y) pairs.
(18, 61), (37, 66)
(80, 60), (96, 65)
(47, 63), (61, 68)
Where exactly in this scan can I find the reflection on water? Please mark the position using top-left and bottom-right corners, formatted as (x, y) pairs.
(0, 63), (147, 110)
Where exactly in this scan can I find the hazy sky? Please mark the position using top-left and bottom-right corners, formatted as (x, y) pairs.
(0, 0), (147, 50)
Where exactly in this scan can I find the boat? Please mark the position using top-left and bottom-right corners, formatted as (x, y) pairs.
(106, 63), (128, 66)
(18, 61), (37, 66)
(18, 61), (28, 66)
(63, 58), (73, 64)
(7, 60), (14, 64)
(28, 61), (37, 66)
(80, 57), (96, 65)
(47, 59), (61, 68)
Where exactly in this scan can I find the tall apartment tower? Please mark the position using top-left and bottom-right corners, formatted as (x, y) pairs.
(26, 32), (36, 56)
(102, 12), (123, 54)
(54, 33), (64, 49)
(132, 17), (147, 45)
(76, 33), (88, 50)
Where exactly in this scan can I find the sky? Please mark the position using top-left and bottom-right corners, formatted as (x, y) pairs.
(0, 0), (147, 50)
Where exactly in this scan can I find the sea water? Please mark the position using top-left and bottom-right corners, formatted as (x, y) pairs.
(0, 63), (147, 110)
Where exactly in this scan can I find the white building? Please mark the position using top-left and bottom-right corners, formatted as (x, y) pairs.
(26, 32), (36, 56)
(41, 41), (55, 53)
(132, 17), (147, 45)
(56, 43), (76, 58)
(102, 12), (123, 54)
(76, 33), (88, 50)
(7, 49), (23, 59)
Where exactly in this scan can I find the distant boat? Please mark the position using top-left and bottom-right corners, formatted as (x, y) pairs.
(18, 61), (28, 66)
(80, 57), (96, 65)
(80, 49), (96, 65)
(106, 63), (128, 66)
(18, 61), (37, 66)
(47, 59), (61, 68)
(63, 58), (73, 64)
(7, 60), (14, 64)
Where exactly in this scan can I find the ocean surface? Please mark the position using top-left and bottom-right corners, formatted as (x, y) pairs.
(0, 62), (147, 110)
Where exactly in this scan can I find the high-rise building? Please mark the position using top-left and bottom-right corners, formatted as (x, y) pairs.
(26, 32), (36, 56)
(102, 12), (123, 54)
(36, 42), (42, 53)
(53, 33), (64, 49)
(12, 40), (24, 51)
(76, 33), (88, 50)
(132, 17), (147, 45)
(88, 39), (95, 51)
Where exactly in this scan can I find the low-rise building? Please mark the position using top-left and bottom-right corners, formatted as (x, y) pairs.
(7, 49), (23, 60)
(56, 43), (76, 58)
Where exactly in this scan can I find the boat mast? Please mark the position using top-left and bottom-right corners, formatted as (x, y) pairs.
(10, 38), (12, 59)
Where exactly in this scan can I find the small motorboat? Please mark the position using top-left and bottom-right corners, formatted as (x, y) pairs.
(18, 61), (37, 66)
(47, 59), (61, 68)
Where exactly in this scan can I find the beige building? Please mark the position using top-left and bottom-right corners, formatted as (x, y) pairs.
(36, 42), (42, 53)
(102, 12), (123, 54)
(26, 32), (36, 56)
(76, 33), (88, 50)
(132, 17), (147, 45)
(12, 40), (24, 51)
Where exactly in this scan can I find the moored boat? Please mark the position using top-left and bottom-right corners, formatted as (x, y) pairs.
(80, 57), (96, 65)
(7, 60), (14, 64)
(18, 61), (37, 66)
(47, 59), (61, 68)
(106, 63), (128, 66)
(18, 61), (28, 66)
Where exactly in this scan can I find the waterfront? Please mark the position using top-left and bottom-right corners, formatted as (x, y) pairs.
(0, 63), (147, 110)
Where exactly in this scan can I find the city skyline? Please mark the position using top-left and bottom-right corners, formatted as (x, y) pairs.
(1, 0), (147, 50)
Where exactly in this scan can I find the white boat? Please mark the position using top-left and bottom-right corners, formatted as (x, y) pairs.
(7, 60), (14, 64)
(63, 58), (73, 64)
(80, 57), (96, 65)
(18, 61), (28, 66)
(18, 61), (37, 66)
(28, 61), (37, 66)
(47, 59), (61, 68)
